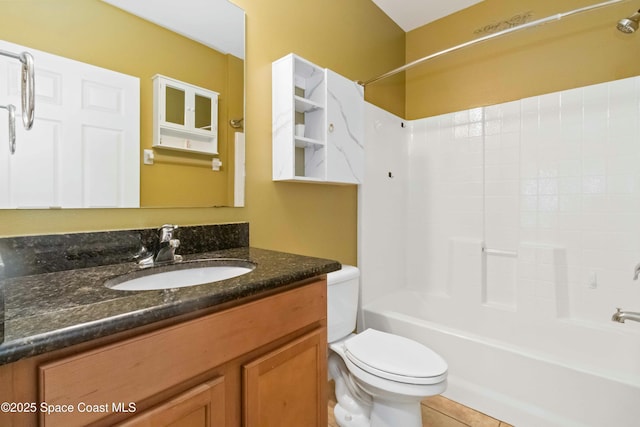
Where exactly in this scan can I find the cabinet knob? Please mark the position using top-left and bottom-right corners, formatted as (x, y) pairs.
(328, 123), (334, 132)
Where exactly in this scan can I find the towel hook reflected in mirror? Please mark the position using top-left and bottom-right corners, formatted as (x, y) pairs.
(0, 49), (35, 154)
(229, 117), (243, 129)
(0, 104), (16, 154)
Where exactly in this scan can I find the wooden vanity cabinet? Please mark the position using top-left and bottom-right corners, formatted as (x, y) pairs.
(0, 278), (328, 427)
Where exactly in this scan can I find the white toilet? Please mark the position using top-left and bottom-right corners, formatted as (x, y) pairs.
(327, 265), (447, 427)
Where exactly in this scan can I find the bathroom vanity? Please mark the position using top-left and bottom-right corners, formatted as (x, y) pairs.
(0, 223), (339, 426)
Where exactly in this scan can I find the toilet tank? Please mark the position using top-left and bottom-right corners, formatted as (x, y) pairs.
(327, 265), (360, 343)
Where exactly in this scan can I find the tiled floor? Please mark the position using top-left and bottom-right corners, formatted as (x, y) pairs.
(328, 381), (514, 427)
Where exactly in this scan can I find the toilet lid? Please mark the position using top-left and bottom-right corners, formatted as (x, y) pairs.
(344, 329), (448, 385)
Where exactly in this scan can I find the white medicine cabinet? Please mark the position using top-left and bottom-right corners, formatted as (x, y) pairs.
(153, 74), (219, 155)
(272, 54), (364, 184)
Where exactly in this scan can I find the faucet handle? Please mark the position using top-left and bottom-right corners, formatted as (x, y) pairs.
(134, 245), (154, 267)
(159, 224), (179, 241)
(612, 308), (624, 323)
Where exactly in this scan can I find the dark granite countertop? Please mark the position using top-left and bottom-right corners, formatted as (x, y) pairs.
(0, 246), (340, 365)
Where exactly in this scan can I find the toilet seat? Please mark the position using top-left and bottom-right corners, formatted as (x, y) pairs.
(344, 329), (447, 385)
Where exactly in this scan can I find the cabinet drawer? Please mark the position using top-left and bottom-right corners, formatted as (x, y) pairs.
(39, 279), (326, 427)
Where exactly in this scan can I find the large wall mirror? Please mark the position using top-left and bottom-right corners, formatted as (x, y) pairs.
(0, 0), (245, 209)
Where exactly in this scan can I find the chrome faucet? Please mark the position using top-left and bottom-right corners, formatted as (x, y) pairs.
(634, 262), (640, 280)
(612, 308), (640, 323)
(154, 224), (181, 264)
(138, 224), (182, 267)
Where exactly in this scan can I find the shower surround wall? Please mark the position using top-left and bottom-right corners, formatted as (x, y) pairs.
(359, 76), (640, 427)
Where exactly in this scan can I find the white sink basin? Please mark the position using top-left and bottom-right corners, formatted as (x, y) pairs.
(105, 259), (255, 291)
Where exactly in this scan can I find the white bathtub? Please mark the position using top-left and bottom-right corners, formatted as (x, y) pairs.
(362, 290), (640, 427)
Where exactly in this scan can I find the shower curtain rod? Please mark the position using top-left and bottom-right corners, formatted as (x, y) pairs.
(359, 0), (624, 86)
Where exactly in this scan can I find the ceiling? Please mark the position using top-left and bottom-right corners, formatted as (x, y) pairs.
(100, 0), (244, 59)
(99, 0), (484, 59)
(371, 0), (485, 32)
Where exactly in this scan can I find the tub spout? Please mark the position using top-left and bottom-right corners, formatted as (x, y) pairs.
(612, 308), (640, 323)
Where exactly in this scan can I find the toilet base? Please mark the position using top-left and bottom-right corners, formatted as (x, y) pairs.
(333, 393), (423, 427)
(334, 402), (371, 427)
(370, 399), (422, 427)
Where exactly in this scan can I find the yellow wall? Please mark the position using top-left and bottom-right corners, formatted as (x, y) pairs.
(234, 0), (404, 263)
(0, 0), (404, 266)
(405, 0), (640, 119)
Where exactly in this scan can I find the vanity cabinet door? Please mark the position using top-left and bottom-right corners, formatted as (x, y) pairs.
(243, 328), (327, 427)
(116, 377), (225, 427)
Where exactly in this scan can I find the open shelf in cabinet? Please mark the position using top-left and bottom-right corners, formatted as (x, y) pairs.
(273, 53), (365, 184)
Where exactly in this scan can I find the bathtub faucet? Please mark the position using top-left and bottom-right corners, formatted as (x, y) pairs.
(612, 308), (640, 323)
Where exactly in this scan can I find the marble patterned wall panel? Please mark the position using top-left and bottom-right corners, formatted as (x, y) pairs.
(326, 70), (364, 184)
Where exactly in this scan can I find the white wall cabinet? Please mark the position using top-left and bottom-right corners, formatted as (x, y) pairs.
(272, 54), (364, 184)
(153, 75), (219, 155)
